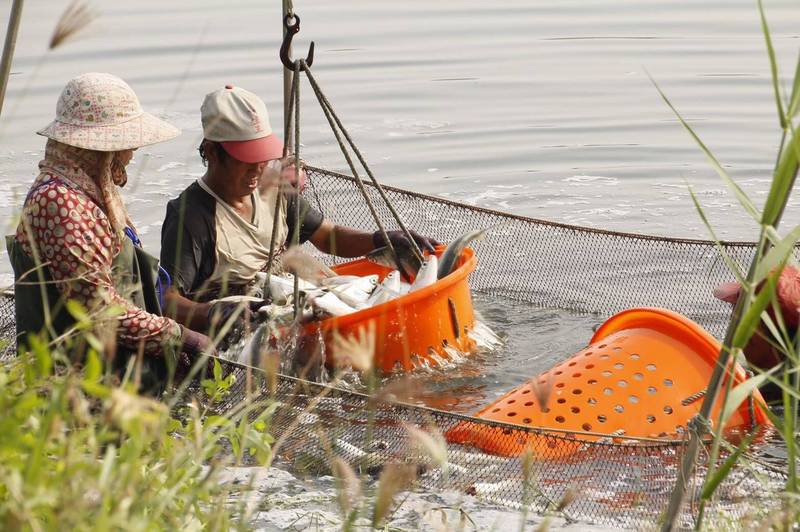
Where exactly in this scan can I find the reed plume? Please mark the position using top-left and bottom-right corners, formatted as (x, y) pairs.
(49, 1), (96, 50)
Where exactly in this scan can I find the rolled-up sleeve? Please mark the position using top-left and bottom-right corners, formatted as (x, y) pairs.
(286, 196), (324, 245)
(161, 199), (202, 296)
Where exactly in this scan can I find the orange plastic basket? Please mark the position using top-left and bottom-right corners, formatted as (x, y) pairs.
(446, 307), (771, 457)
(299, 247), (477, 373)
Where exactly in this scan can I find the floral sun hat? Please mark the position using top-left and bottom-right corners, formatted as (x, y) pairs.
(37, 72), (180, 152)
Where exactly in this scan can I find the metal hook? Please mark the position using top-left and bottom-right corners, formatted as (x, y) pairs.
(280, 13), (315, 70)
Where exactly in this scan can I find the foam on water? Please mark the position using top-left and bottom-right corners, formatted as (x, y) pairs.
(467, 320), (504, 352)
(221, 466), (614, 531)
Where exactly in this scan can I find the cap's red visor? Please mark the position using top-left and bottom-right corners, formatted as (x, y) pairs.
(221, 134), (283, 163)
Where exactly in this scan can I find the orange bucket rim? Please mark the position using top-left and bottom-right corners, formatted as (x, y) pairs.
(304, 247), (477, 332)
(590, 306), (749, 381)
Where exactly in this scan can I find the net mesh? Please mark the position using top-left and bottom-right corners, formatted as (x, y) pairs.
(211, 362), (783, 529)
(302, 166), (757, 339)
(0, 168), (788, 528)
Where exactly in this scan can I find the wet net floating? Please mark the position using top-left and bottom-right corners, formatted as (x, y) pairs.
(0, 168), (789, 528)
(302, 166), (762, 339)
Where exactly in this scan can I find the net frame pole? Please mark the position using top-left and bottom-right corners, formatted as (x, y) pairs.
(282, 0), (293, 150)
(291, 60), (302, 318)
(0, 0), (24, 116)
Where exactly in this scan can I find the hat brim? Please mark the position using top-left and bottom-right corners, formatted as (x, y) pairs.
(37, 111), (180, 152)
(221, 134), (283, 163)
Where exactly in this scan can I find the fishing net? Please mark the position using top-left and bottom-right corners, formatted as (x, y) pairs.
(210, 361), (784, 529)
(302, 166), (758, 340)
(0, 167), (787, 528)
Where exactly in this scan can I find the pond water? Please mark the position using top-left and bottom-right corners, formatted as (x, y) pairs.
(2, 0), (798, 379)
(0, 1), (797, 527)
(2, 0), (800, 248)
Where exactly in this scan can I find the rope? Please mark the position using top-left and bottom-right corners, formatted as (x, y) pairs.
(687, 414), (713, 439)
(291, 60), (302, 318)
(299, 64), (400, 267)
(681, 389), (707, 407)
(301, 64), (425, 263)
(263, 60), (301, 297)
(746, 369), (756, 430)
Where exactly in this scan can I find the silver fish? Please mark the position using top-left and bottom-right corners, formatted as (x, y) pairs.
(312, 291), (357, 317)
(334, 438), (366, 459)
(329, 283), (372, 308)
(398, 282), (411, 296)
(321, 275), (378, 293)
(268, 274), (321, 304)
(437, 228), (487, 279)
(209, 294), (263, 305)
(366, 270), (401, 306)
(410, 254), (438, 292)
(322, 274), (379, 294)
(280, 247), (336, 282)
(317, 274), (378, 307)
(237, 322), (268, 366)
(366, 241), (421, 281)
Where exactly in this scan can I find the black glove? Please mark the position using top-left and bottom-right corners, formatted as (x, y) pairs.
(181, 326), (213, 357)
(372, 229), (439, 254)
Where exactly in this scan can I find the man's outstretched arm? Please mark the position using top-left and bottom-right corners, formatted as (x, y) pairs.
(308, 221), (375, 257)
(308, 220), (439, 257)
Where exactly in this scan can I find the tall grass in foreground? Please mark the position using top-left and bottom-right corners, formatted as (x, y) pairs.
(659, 1), (800, 529)
(0, 329), (277, 530)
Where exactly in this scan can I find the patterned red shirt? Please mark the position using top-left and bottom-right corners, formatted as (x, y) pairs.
(15, 173), (181, 356)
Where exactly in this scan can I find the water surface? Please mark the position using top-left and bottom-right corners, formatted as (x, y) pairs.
(2, 0), (800, 248)
(0, 2), (794, 525)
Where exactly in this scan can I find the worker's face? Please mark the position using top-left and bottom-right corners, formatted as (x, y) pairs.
(223, 156), (269, 197)
(206, 142), (269, 197)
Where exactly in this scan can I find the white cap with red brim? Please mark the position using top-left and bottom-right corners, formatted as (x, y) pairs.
(201, 84), (283, 163)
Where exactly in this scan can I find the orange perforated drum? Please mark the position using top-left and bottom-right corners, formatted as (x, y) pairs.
(447, 307), (771, 457)
(300, 247), (477, 373)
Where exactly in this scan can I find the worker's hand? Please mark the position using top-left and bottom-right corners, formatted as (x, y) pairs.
(267, 156), (307, 193)
(180, 326), (214, 357)
(282, 160), (307, 192)
(262, 157), (307, 194)
(713, 282), (741, 304)
(208, 299), (272, 332)
(372, 229), (439, 254)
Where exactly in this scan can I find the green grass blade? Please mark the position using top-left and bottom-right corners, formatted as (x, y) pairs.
(787, 54), (800, 118)
(651, 73), (761, 222)
(758, 0), (787, 128)
(754, 224), (800, 283)
(762, 128), (800, 224)
(700, 431), (756, 500)
(689, 186), (746, 283)
(760, 398), (785, 431)
(760, 313), (791, 358)
(783, 368), (798, 491)
(755, 366), (800, 403)
(719, 371), (773, 426)
(732, 272), (777, 349)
